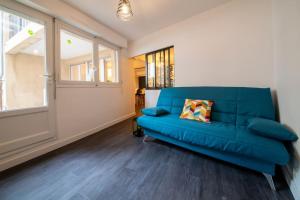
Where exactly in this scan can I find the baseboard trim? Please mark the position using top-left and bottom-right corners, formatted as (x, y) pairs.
(283, 167), (300, 200)
(282, 147), (300, 200)
(0, 112), (135, 172)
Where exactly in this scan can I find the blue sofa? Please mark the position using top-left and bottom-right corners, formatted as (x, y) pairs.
(137, 87), (291, 190)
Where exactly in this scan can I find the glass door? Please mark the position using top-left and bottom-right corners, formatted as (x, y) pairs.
(0, 9), (47, 111)
(0, 2), (55, 156)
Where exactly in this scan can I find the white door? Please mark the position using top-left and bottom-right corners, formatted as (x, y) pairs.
(0, 1), (55, 158)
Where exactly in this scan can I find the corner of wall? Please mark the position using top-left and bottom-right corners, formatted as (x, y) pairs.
(282, 149), (300, 200)
(272, 0), (300, 199)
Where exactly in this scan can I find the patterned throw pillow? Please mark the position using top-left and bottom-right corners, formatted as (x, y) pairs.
(180, 99), (213, 122)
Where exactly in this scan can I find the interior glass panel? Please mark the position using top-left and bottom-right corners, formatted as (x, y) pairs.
(146, 46), (174, 89)
(98, 44), (118, 83)
(60, 29), (93, 82)
(0, 9), (47, 111)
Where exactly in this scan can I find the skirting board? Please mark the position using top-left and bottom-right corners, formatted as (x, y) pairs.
(0, 112), (135, 172)
(282, 149), (300, 200)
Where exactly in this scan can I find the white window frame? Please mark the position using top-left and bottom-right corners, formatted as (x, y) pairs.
(55, 19), (96, 87)
(0, 0), (54, 115)
(95, 38), (121, 86)
(55, 20), (121, 87)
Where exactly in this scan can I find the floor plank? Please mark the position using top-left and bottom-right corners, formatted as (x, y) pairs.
(0, 119), (294, 200)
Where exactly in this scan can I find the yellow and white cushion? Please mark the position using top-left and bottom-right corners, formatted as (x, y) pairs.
(180, 99), (213, 122)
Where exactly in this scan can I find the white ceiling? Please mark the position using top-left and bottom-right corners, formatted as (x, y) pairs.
(62, 0), (231, 41)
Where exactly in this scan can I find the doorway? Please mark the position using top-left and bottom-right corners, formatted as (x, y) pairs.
(129, 54), (146, 116)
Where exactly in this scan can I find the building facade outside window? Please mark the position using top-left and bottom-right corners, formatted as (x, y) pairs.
(0, 9), (47, 111)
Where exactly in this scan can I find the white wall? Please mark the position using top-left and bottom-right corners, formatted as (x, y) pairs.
(129, 0), (274, 109)
(129, 0), (274, 88)
(56, 49), (135, 139)
(272, 0), (300, 199)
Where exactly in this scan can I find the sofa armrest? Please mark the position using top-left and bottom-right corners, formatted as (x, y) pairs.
(248, 117), (298, 141)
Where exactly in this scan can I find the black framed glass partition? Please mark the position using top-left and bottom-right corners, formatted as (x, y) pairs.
(146, 46), (174, 89)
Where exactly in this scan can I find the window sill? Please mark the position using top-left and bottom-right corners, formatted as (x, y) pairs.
(56, 84), (95, 88)
(56, 82), (122, 88)
(96, 82), (122, 88)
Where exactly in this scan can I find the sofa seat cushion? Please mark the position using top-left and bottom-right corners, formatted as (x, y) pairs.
(137, 114), (289, 165)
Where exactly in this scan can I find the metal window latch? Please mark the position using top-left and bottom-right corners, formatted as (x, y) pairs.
(42, 74), (54, 80)
(42, 74), (53, 77)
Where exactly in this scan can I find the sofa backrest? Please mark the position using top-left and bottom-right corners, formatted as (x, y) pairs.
(156, 87), (275, 126)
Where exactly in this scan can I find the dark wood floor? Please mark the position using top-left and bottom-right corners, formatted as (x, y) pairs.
(0, 119), (294, 200)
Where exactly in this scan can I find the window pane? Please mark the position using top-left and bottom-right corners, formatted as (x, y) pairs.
(147, 54), (155, 88)
(60, 30), (93, 82)
(0, 9), (46, 111)
(155, 51), (167, 88)
(164, 49), (170, 87)
(170, 47), (175, 87)
(155, 52), (160, 87)
(98, 44), (118, 83)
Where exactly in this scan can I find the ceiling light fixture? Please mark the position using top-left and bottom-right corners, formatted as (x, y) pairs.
(117, 0), (133, 21)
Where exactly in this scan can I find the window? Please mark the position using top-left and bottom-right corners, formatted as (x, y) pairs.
(0, 8), (47, 111)
(98, 44), (118, 83)
(146, 46), (174, 89)
(60, 29), (94, 82)
(56, 21), (120, 85)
